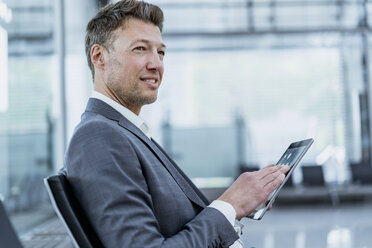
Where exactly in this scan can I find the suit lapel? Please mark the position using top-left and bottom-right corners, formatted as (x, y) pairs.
(149, 138), (209, 206)
(151, 139), (210, 206)
(85, 98), (207, 208)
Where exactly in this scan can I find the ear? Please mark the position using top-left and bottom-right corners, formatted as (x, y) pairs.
(91, 44), (107, 69)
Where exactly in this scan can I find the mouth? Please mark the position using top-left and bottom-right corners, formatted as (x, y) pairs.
(141, 77), (159, 88)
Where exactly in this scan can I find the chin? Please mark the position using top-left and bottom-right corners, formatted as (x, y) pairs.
(148, 97), (158, 104)
(142, 95), (158, 105)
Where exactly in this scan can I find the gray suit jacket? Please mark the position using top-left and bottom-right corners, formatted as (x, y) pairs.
(64, 98), (239, 247)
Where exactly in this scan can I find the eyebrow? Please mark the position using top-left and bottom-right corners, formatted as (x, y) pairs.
(131, 39), (166, 49)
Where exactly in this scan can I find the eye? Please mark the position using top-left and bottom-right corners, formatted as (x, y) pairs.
(134, 46), (146, 51)
(158, 50), (165, 56)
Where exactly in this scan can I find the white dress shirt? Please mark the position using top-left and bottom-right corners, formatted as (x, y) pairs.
(91, 91), (243, 247)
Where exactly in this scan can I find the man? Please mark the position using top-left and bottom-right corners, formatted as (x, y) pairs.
(64, 0), (290, 247)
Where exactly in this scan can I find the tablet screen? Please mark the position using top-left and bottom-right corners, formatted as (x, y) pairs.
(277, 145), (308, 168)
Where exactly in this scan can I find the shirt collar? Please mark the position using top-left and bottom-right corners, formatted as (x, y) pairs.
(90, 91), (152, 139)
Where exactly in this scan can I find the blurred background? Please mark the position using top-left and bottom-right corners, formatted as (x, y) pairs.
(1, 0), (372, 247)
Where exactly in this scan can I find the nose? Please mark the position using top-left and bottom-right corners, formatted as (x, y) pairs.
(147, 51), (163, 72)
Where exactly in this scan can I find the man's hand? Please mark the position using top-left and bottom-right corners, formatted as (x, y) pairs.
(217, 164), (290, 220)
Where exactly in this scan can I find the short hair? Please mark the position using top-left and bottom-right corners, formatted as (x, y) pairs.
(85, 0), (164, 80)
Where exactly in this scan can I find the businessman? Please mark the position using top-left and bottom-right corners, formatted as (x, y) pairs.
(64, 0), (290, 247)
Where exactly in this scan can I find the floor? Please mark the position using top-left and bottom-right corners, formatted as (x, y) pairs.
(241, 202), (372, 248)
(20, 201), (372, 248)
(21, 218), (74, 248)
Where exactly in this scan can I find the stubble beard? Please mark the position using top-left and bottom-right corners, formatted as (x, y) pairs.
(119, 85), (158, 108)
(107, 74), (158, 109)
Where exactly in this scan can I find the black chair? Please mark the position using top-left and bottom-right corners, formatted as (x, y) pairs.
(301, 165), (325, 186)
(350, 162), (372, 184)
(44, 174), (104, 248)
(239, 164), (260, 174)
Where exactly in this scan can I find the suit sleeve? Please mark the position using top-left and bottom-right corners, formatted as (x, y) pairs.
(65, 119), (239, 248)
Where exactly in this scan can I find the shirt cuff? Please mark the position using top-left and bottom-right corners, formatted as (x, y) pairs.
(208, 200), (236, 226)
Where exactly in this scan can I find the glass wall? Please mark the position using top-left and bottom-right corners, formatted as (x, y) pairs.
(159, 46), (347, 183)
(0, 0), (57, 234)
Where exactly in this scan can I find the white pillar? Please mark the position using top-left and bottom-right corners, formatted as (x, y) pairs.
(0, 22), (9, 197)
(0, 26), (8, 113)
(51, 0), (96, 172)
(65, 0), (95, 141)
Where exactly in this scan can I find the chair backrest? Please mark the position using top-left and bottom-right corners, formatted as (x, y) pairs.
(350, 162), (372, 184)
(301, 165), (325, 186)
(44, 174), (104, 248)
(0, 200), (23, 248)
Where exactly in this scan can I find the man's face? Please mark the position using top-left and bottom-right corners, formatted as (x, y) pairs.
(102, 18), (165, 114)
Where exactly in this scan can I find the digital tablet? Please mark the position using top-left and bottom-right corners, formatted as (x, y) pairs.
(247, 138), (314, 220)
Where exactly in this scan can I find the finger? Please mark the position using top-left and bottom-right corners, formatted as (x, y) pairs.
(262, 169), (286, 187)
(258, 165), (285, 180)
(264, 172), (285, 191)
(254, 164), (275, 175)
(257, 164), (280, 180)
(247, 164), (274, 177)
(263, 164), (275, 169)
(267, 199), (275, 211)
(280, 165), (291, 174)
